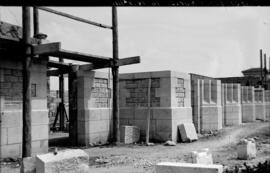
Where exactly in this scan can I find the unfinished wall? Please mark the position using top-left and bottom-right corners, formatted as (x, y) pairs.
(119, 71), (192, 142)
(0, 58), (48, 158)
(241, 86), (256, 122)
(222, 83), (242, 126)
(264, 90), (270, 121)
(200, 79), (222, 131)
(254, 88), (265, 121)
(75, 70), (112, 146)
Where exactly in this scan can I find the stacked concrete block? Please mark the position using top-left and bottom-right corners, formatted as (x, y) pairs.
(0, 58), (49, 158)
(119, 71), (192, 142)
(222, 83), (242, 126)
(237, 139), (256, 160)
(200, 79), (222, 131)
(241, 86), (256, 122)
(120, 125), (140, 144)
(75, 71), (113, 146)
(156, 162), (223, 173)
(254, 88), (265, 121)
(264, 90), (270, 121)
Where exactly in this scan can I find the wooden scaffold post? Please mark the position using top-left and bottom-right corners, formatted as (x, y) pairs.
(22, 6), (32, 157)
(112, 6), (120, 143)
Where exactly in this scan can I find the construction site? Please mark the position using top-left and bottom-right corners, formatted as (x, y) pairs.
(0, 6), (270, 173)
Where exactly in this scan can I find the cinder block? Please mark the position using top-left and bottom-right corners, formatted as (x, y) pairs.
(156, 162), (223, 173)
(0, 143), (21, 158)
(237, 139), (256, 160)
(178, 123), (198, 142)
(32, 125), (48, 141)
(190, 148), (213, 164)
(0, 128), (8, 145)
(32, 110), (49, 125)
(7, 127), (22, 144)
(152, 109), (172, 120)
(36, 149), (89, 173)
(0, 111), (21, 127)
(120, 125), (140, 144)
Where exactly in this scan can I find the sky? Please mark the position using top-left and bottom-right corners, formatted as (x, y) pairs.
(1, 7), (270, 89)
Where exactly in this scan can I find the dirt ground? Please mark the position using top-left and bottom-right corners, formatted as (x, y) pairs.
(0, 122), (269, 173)
(86, 122), (270, 173)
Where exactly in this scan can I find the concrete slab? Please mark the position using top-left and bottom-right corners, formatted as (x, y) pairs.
(36, 149), (89, 173)
(156, 162), (223, 173)
(178, 123), (198, 142)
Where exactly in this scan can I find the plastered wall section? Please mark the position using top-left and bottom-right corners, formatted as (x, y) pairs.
(264, 90), (270, 121)
(241, 86), (256, 122)
(222, 83), (242, 126)
(76, 70), (112, 146)
(0, 58), (48, 158)
(200, 79), (222, 131)
(254, 88), (265, 121)
(119, 71), (192, 142)
(191, 79), (202, 133)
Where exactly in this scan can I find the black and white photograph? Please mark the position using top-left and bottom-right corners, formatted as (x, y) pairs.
(0, 2), (270, 173)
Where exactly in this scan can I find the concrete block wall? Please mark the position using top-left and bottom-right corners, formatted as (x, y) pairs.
(0, 58), (48, 158)
(222, 83), (242, 126)
(241, 86), (256, 122)
(254, 88), (265, 121)
(191, 79), (222, 132)
(75, 70), (112, 146)
(201, 79), (222, 131)
(119, 71), (192, 142)
(264, 90), (270, 121)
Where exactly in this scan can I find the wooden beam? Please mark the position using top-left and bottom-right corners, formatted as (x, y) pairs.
(118, 56), (140, 66)
(22, 6), (32, 158)
(79, 56), (140, 71)
(37, 7), (112, 29)
(42, 49), (111, 63)
(47, 69), (70, 76)
(32, 42), (61, 55)
(112, 6), (120, 144)
(47, 60), (71, 69)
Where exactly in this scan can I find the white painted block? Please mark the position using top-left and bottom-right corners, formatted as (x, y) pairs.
(237, 139), (256, 160)
(36, 149), (89, 173)
(191, 148), (213, 164)
(178, 123), (198, 142)
(156, 162), (223, 173)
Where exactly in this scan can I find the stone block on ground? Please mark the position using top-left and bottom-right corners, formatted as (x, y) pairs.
(20, 157), (36, 173)
(178, 123), (198, 142)
(156, 162), (223, 173)
(36, 149), (89, 173)
(190, 148), (213, 164)
(120, 125), (140, 144)
(237, 139), (256, 160)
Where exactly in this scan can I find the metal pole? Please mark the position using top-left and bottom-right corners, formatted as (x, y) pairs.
(22, 6), (32, 157)
(112, 6), (120, 143)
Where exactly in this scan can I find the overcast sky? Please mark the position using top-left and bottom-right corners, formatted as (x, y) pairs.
(1, 7), (270, 89)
